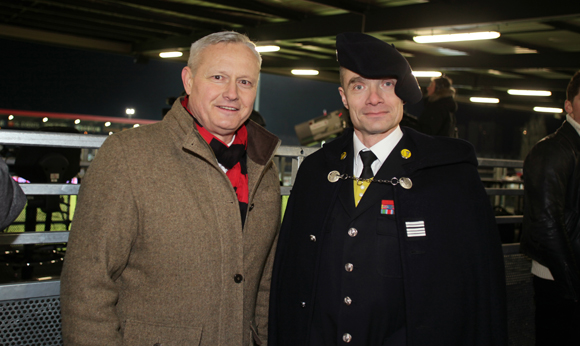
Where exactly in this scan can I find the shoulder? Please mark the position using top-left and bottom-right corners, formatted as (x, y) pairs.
(525, 124), (578, 171)
(104, 121), (165, 148)
(527, 122), (577, 156)
(300, 130), (350, 168)
(403, 127), (477, 168)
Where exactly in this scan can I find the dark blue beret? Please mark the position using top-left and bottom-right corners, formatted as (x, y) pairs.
(336, 32), (422, 104)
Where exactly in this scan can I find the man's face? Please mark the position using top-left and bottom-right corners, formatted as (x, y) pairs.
(338, 69), (404, 145)
(181, 42), (260, 143)
(565, 91), (580, 122)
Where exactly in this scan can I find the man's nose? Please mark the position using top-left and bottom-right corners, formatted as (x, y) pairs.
(366, 86), (383, 105)
(223, 81), (239, 100)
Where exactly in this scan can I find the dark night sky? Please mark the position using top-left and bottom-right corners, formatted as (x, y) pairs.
(0, 37), (564, 155)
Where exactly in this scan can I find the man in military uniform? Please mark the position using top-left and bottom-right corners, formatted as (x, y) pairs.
(268, 32), (507, 346)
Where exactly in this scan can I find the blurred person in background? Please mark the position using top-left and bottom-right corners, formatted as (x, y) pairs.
(419, 75), (458, 137)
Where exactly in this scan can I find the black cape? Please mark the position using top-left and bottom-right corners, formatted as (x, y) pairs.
(269, 127), (507, 345)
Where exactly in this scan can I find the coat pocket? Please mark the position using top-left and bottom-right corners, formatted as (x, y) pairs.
(123, 319), (202, 346)
(376, 216), (402, 278)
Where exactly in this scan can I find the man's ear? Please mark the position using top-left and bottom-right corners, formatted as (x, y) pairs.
(181, 67), (193, 94)
(565, 100), (573, 116)
(338, 87), (349, 110)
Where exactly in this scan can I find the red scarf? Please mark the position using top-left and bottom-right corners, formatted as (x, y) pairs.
(181, 97), (249, 223)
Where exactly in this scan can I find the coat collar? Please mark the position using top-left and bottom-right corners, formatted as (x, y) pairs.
(320, 126), (477, 218)
(556, 121), (580, 150)
(164, 97), (280, 168)
(323, 126), (476, 177)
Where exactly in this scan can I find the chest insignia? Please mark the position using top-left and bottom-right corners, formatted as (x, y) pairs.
(381, 200), (395, 215)
(406, 220), (426, 237)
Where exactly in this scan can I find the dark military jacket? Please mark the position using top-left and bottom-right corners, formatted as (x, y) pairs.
(269, 127), (507, 346)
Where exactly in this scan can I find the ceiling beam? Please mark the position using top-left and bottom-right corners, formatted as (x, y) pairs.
(131, 1), (580, 52)
(25, 0), (228, 32)
(0, 23), (131, 53)
(303, 0), (374, 14)
(259, 52), (580, 71)
(110, 0), (258, 27)
(246, 0), (580, 41)
(544, 20), (580, 34)
(407, 52), (580, 69)
(0, 2), (194, 37)
(446, 74), (571, 92)
(195, 0), (306, 21)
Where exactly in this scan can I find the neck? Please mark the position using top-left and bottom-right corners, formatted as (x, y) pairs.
(216, 133), (234, 144)
(354, 128), (395, 148)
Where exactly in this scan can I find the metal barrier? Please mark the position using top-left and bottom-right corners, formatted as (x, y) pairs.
(0, 129), (531, 345)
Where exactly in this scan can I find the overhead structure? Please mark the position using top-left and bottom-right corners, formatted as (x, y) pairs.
(1, 0), (580, 110)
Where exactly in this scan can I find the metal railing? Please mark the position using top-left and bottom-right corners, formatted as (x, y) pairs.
(0, 129), (524, 298)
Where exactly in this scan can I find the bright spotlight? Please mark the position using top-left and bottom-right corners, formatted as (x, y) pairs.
(291, 69), (319, 76)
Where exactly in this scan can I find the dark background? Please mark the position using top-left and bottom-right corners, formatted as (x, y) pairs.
(1, 38), (565, 159)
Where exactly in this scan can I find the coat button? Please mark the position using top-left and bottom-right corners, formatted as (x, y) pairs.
(309, 235), (316, 242)
(249, 203), (255, 211)
(234, 274), (243, 283)
(343, 333), (352, 343)
(347, 228), (358, 237)
(344, 296), (352, 305)
(345, 263), (353, 272)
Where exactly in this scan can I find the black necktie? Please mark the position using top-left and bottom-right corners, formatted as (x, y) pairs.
(359, 150), (377, 180)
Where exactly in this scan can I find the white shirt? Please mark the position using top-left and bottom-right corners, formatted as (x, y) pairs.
(352, 126), (403, 178)
(567, 114), (580, 137)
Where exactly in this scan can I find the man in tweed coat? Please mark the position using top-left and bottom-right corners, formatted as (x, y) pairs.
(60, 31), (281, 346)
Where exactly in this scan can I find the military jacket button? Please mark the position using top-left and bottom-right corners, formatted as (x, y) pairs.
(347, 228), (358, 237)
(234, 274), (243, 283)
(343, 333), (352, 343)
(309, 235), (316, 242)
(345, 263), (354, 272)
(344, 296), (352, 305)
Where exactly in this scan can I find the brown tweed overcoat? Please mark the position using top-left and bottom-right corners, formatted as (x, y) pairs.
(60, 98), (281, 346)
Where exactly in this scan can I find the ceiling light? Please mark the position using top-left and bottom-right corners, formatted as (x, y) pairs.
(534, 107), (563, 113)
(412, 71), (442, 77)
(8, 115), (14, 120)
(133, 124), (140, 128)
(159, 51), (183, 58)
(74, 119), (81, 124)
(291, 69), (319, 76)
(507, 89), (551, 96)
(105, 122), (111, 127)
(413, 31), (500, 43)
(42, 117), (48, 122)
(514, 46), (537, 54)
(126, 108), (135, 115)
(470, 97), (500, 104)
(255, 45), (280, 53)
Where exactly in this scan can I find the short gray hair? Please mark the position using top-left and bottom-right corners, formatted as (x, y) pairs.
(187, 31), (262, 75)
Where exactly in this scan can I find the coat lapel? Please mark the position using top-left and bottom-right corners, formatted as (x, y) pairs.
(323, 133), (355, 218)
